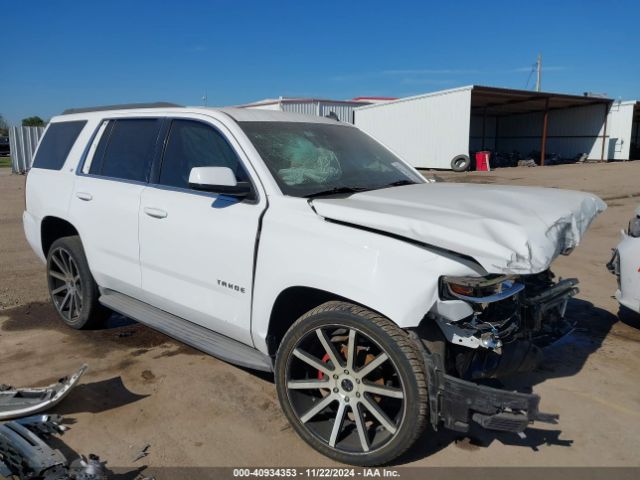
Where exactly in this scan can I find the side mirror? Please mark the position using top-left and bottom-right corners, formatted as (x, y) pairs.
(188, 167), (252, 198)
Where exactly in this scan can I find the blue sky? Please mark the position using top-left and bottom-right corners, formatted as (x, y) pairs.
(1, 0), (638, 124)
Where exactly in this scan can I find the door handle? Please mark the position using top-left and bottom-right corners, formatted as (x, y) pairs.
(76, 192), (93, 201)
(144, 207), (168, 219)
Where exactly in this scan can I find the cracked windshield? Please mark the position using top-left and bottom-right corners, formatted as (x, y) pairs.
(240, 121), (424, 197)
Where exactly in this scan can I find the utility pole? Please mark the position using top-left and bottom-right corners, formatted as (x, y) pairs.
(535, 54), (542, 92)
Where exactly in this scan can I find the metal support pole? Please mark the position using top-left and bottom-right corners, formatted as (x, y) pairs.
(540, 98), (549, 166)
(481, 107), (487, 150)
(535, 54), (542, 92)
(600, 102), (608, 162)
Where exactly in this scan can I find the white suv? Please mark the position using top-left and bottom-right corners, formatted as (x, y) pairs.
(24, 104), (606, 465)
(608, 206), (640, 316)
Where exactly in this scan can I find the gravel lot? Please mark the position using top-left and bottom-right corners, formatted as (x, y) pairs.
(1, 163), (639, 469)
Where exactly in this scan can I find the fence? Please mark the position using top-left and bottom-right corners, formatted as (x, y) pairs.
(9, 126), (45, 173)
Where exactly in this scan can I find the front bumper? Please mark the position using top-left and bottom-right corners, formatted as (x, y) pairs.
(412, 334), (558, 434)
(431, 368), (558, 433)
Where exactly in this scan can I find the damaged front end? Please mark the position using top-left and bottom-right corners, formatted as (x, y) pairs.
(417, 270), (577, 434)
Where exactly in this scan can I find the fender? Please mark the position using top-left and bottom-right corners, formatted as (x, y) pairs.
(251, 196), (484, 354)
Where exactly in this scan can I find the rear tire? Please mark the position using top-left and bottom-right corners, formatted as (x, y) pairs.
(46, 236), (110, 329)
(275, 301), (428, 466)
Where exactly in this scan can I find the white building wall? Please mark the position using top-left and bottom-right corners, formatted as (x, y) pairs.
(549, 103), (609, 159)
(354, 87), (472, 169)
(248, 103), (281, 111)
(482, 103), (610, 160)
(280, 101), (318, 117)
(244, 101), (363, 123)
(633, 121), (640, 159)
(607, 101), (636, 160)
(318, 103), (360, 123)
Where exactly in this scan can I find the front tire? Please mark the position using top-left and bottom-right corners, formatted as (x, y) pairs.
(46, 236), (110, 329)
(275, 301), (428, 466)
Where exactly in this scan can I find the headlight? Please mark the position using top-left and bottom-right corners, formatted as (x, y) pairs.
(440, 275), (524, 303)
(628, 215), (640, 237)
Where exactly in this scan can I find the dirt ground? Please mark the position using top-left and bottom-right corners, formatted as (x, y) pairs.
(1, 163), (640, 469)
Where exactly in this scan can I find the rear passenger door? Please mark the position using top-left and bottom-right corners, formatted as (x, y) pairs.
(138, 117), (266, 346)
(69, 118), (162, 298)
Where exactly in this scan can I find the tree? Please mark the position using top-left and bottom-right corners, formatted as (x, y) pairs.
(0, 115), (8, 136)
(22, 116), (45, 127)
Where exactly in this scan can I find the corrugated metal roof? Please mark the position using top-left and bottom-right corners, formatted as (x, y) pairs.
(218, 107), (353, 124)
(236, 97), (369, 108)
(356, 85), (613, 114)
(351, 96), (398, 101)
(355, 86), (474, 111)
(470, 85), (612, 116)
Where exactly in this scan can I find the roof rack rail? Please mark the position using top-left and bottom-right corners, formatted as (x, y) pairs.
(62, 102), (183, 115)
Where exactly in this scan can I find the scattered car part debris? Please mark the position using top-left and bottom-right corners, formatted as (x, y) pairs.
(0, 414), (107, 480)
(0, 417), (67, 479)
(69, 454), (108, 480)
(517, 158), (537, 167)
(0, 364), (88, 421)
(132, 443), (151, 462)
(15, 414), (67, 435)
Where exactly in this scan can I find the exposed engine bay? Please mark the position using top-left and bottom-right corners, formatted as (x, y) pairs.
(435, 270), (578, 380)
(416, 270), (578, 434)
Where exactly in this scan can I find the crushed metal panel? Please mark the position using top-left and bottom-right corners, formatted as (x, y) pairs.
(0, 419), (67, 478)
(0, 364), (87, 421)
(0, 414), (108, 480)
(311, 183), (606, 275)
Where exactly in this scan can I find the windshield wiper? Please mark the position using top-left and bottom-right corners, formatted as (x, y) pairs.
(305, 186), (371, 199)
(381, 179), (417, 188)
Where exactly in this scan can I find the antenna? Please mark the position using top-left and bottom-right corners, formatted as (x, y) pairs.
(202, 92), (208, 107)
(535, 54), (542, 92)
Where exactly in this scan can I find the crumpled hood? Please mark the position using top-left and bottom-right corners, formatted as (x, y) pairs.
(311, 183), (607, 274)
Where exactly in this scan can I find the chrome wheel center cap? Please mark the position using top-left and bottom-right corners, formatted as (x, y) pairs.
(341, 378), (354, 392)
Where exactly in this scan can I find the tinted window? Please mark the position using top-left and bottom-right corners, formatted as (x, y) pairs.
(158, 120), (247, 189)
(32, 121), (86, 170)
(90, 119), (160, 182)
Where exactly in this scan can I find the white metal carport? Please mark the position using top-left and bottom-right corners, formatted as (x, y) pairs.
(354, 87), (473, 169)
(355, 85), (614, 169)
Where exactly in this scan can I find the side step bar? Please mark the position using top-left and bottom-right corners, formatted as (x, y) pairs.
(99, 290), (273, 372)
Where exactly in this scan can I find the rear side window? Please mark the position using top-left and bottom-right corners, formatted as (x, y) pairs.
(158, 119), (248, 189)
(89, 118), (160, 182)
(32, 121), (86, 170)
